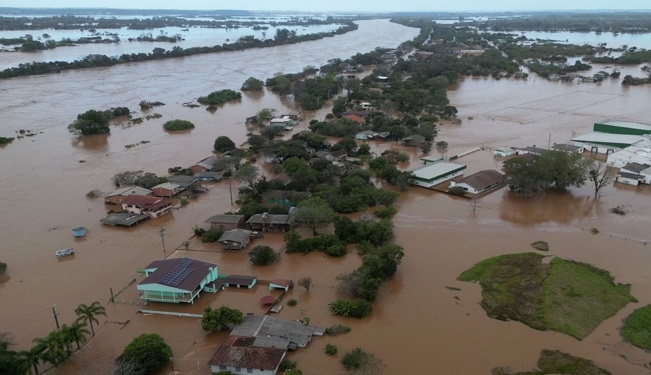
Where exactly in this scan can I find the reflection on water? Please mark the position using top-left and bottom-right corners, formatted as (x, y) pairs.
(70, 133), (109, 150)
(500, 190), (599, 226)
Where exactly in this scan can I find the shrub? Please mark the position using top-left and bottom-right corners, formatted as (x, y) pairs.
(163, 119), (195, 131)
(248, 245), (279, 266)
(201, 229), (224, 242)
(287, 299), (298, 307)
(328, 299), (372, 319)
(325, 344), (338, 356)
(323, 243), (347, 257)
(278, 359), (297, 371)
(590, 227), (600, 234)
(197, 89), (242, 105)
(341, 348), (384, 373)
(241, 77), (264, 91)
(530, 241), (549, 251)
(325, 324), (351, 336)
(373, 206), (397, 219)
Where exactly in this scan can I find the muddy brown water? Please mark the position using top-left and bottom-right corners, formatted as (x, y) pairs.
(1, 19), (651, 374)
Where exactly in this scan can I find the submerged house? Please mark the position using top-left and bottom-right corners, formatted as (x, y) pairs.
(120, 195), (172, 218)
(103, 186), (152, 205)
(449, 170), (505, 195)
(409, 158), (466, 188)
(151, 182), (184, 198)
(205, 214), (246, 231)
(246, 214), (294, 232)
(208, 336), (286, 375)
(137, 257), (219, 304)
(218, 229), (253, 250)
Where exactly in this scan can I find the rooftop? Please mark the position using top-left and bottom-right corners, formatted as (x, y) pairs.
(208, 336), (285, 370)
(411, 162), (466, 181)
(139, 257), (216, 292)
(152, 182), (183, 191)
(219, 229), (253, 243)
(598, 119), (651, 132)
(205, 214), (245, 224)
(231, 315), (324, 349)
(571, 132), (642, 146)
(103, 186), (152, 198)
(247, 214), (293, 225)
(458, 170), (504, 190)
(99, 212), (149, 227)
(121, 195), (171, 210)
(622, 162), (651, 173)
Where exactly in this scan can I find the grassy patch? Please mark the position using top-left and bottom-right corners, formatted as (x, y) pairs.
(460, 253), (636, 340)
(540, 258), (636, 340)
(621, 304), (651, 351)
(493, 349), (612, 375)
(458, 252), (548, 330)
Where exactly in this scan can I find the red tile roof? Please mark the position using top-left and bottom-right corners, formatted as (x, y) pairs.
(121, 195), (171, 210)
(208, 336), (285, 370)
(344, 114), (365, 123)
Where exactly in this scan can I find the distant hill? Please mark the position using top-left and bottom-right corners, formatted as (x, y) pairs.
(0, 8), (254, 16)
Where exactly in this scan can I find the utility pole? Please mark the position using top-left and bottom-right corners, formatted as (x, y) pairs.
(229, 180), (234, 206)
(159, 227), (166, 255)
(52, 305), (60, 330)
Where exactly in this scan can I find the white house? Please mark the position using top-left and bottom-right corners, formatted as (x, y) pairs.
(493, 147), (516, 157)
(120, 195), (172, 218)
(355, 130), (377, 140)
(449, 170), (504, 194)
(606, 136), (651, 168)
(409, 160), (466, 188)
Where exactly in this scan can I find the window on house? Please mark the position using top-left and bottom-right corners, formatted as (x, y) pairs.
(247, 369), (253, 373)
(235, 367), (241, 372)
(219, 365), (227, 370)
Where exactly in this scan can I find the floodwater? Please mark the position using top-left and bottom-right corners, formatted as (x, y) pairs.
(1, 18), (651, 375)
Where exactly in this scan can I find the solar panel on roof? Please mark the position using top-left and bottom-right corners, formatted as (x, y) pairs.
(159, 258), (195, 287)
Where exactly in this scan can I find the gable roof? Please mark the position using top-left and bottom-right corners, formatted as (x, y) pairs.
(247, 214), (292, 225)
(167, 175), (198, 187)
(103, 186), (152, 198)
(152, 182), (183, 191)
(403, 134), (426, 145)
(231, 315), (324, 349)
(328, 149), (348, 158)
(204, 214), (245, 224)
(458, 170), (504, 190)
(551, 143), (582, 153)
(139, 257), (216, 292)
(219, 229), (252, 243)
(208, 336), (285, 370)
(121, 195), (170, 210)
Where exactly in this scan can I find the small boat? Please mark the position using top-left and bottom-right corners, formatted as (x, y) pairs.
(72, 227), (86, 237)
(56, 248), (75, 257)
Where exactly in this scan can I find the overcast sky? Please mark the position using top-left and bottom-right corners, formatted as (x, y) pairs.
(2, 0), (650, 12)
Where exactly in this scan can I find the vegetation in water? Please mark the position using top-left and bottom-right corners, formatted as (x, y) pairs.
(621, 304), (651, 351)
(197, 89), (242, 106)
(492, 349), (612, 375)
(458, 253), (636, 339)
(163, 119), (195, 131)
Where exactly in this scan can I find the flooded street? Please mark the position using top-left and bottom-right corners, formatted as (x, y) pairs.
(1, 18), (651, 374)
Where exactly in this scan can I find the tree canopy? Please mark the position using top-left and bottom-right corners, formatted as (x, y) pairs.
(241, 76), (264, 91)
(163, 119), (194, 131)
(201, 306), (244, 332)
(214, 136), (236, 153)
(117, 333), (172, 375)
(293, 197), (336, 234)
(503, 150), (592, 197)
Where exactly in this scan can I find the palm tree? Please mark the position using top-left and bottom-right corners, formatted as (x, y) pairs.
(32, 331), (66, 367)
(74, 301), (106, 337)
(58, 325), (74, 357)
(14, 345), (44, 375)
(66, 322), (89, 351)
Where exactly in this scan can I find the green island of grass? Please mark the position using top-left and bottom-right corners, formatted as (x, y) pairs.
(458, 252), (636, 339)
(621, 304), (651, 351)
(492, 349), (612, 375)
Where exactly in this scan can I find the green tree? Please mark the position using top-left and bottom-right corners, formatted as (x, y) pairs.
(32, 331), (67, 367)
(14, 345), (43, 375)
(214, 136), (236, 153)
(68, 109), (110, 136)
(241, 76), (264, 91)
(504, 150), (592, 197)
(117, 333), (171, 375)
(248, 246), (279, 266)
(234, 163), (260, 191)
(293, 197), (337, 235)
(74, 301), (107, 337)
(163, 119), (194, 131)
(201, 306), (244, 332)
(66, 322), (89, 350)
(0, 262), (6, 276)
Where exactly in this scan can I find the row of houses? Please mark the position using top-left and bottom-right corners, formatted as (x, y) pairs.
(205, 213), (295, 250)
